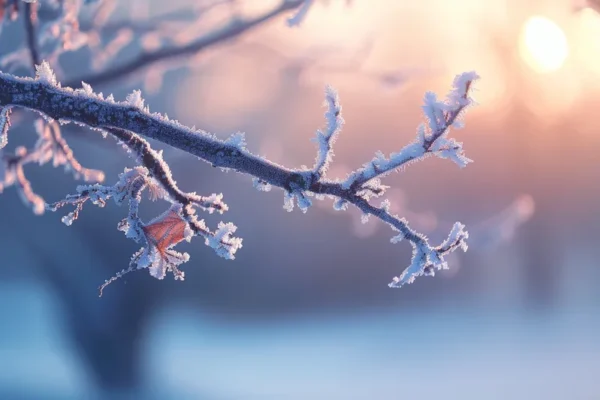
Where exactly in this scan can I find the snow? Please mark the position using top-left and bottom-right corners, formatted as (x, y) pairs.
(125, 90), (146, 111)
(35, 61), (58, 86)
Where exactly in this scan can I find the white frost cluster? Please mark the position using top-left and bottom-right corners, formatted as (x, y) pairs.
(224, 132), (247, 150)
(283, 190), (312, 213)
(252, 178), (272, 192)
(35, 61), (58, 86)
(126, 90), (147, 111)
(49, 164), (242, 296)
(389, 222), (469, 288)
(205, 222), (243, 260)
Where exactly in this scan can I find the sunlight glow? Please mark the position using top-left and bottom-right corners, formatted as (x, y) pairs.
(573, 8), (600, 73)
(519, 16), (569, 73)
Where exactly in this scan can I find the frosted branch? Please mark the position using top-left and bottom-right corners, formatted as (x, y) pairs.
(2, 0), (308, 92)
(0, 62), (478, 292)
(62, 0), (306, 88)
(0, 118), (104, 214)
(0, 106), (10, 149)
(312, 85), (343, 179)
(343, 72), (478, 191)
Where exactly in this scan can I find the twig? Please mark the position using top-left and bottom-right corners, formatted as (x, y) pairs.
(23, 1), (40, 70)
(64, 0), (305, 88)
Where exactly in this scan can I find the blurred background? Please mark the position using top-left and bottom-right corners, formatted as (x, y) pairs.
(1, 0), (600, 398)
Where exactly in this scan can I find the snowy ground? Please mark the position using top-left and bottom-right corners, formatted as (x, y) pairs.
(0, 282), (598, 399)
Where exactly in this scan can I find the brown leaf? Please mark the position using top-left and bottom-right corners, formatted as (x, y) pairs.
(142, 210), (186, 254)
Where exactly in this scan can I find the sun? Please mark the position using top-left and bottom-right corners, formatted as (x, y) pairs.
(519, 16), (569, 73)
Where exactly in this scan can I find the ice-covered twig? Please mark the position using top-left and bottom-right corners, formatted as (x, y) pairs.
(344, 73), (477, 191)
(107, 126), (229, 214)
(0, 62), (478, 291)
(46, 164), (241, 296)
(0, 118), (104, 213)
(45, 124), (240, 295)
(0, 146), (45, 214)
(312, 85), (343, 180)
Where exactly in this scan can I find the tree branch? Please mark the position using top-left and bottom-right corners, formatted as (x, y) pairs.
(23, 1), (40, 69)
(0, 61), (478, 291)
(64, 0), (305, 88)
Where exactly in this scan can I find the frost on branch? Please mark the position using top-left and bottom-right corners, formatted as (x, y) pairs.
(389, 222), (469, 287)
(47, 165), (242, 297)
(35, 61), (57, 86)
(0, 117), (104, 214)
(0, 60), (477, 293)
(312, 85), (344, 179)
(46, 122), (240, 296)
(343, 71), (478, 190)
(285, 72), (477, 288)
(335, 71), (479, 287)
